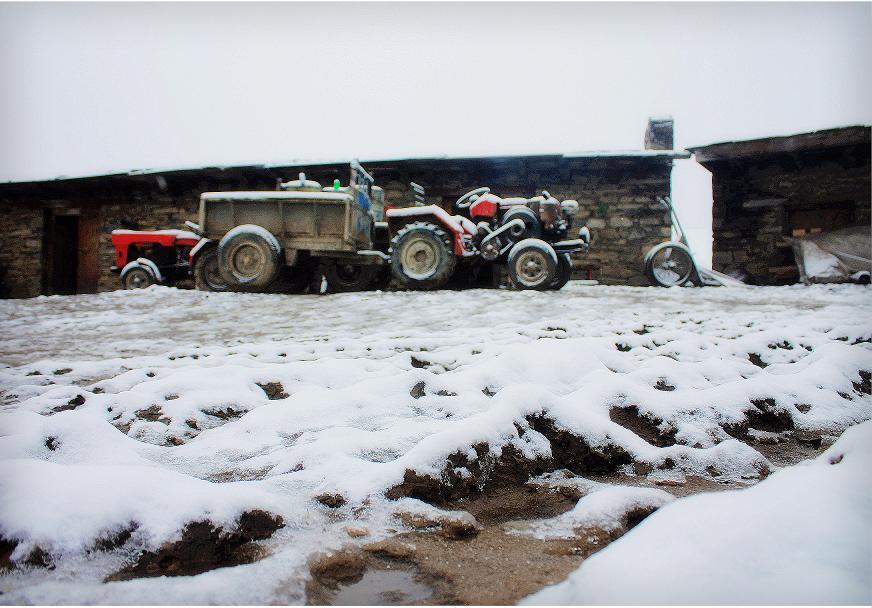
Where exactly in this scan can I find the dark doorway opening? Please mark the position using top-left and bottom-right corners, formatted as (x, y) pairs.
(48, 213), (79, 295)
(42, 208), (101, 296)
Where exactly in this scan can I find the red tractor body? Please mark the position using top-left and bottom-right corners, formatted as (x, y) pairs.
(110, 229), (201, 289)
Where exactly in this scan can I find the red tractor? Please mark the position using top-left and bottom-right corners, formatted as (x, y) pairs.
(386, 187), (589, 290)
(110, 229), (202, 290)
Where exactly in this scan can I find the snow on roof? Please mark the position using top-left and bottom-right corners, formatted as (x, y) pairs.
(564, 149), (689, 159)
(1, 150), (690, 186)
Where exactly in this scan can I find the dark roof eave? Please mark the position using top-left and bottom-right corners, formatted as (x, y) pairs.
(689, 125), (871, 163)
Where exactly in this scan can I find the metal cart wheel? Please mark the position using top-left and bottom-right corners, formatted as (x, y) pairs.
(645, 242), (695, 287)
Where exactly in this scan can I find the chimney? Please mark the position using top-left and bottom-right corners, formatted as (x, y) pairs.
(645, 116), (674, 150)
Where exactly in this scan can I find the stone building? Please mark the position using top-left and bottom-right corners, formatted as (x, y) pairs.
(690, 126), (871, 285)
(0, 120), (688, 298)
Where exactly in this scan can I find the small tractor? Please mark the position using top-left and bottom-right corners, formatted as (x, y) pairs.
(386, 186), (590, 290)
(111, 229), (201, 289)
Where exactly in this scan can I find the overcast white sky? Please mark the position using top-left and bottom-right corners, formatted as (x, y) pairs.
(2, 1), (870, 265)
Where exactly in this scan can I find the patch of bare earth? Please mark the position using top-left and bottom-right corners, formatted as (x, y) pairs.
(306, 407), (836, 605)
(306, 485), (659, 605)
(105, 510), (283, 581)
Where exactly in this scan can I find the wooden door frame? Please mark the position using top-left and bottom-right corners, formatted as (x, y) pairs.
(41, 206), (102, 295)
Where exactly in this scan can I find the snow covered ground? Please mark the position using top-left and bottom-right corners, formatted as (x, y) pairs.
(1, 283), (870, 604)
(524, 420), (872, 605)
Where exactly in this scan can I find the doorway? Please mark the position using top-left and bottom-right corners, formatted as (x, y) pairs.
(42, 208), (101, 295)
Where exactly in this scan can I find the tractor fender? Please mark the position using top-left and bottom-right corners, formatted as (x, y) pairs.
(387, 205), (475, 256)
(189, 237), (213, 264)
(121, 258), (162, 283)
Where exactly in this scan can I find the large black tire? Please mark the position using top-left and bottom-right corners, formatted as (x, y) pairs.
(121, 263), (157, 289)
(507, 238), (558, 290)
(323, 261), (377, 293)
(548, 253), (573, 290)
(192, 245), (231, 292)
(502, 206), (541, 243)
(645, 242), (695, 287)
(390, 222), (457, 290)
(218, 225), (282, 291)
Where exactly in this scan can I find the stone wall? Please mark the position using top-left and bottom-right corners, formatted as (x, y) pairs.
(0, 154), (675, 296)
(705, 142), (870, 285)
(0, 206), (43, 298)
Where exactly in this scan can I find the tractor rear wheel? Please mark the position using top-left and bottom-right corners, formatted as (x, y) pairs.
(192, 245), (230, 292)
(218, 225), (281, 291)
(390, 222), (456, 290)
(507, 238), (558, 290)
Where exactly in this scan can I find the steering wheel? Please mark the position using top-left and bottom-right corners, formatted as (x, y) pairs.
(455, 187), (490, 209)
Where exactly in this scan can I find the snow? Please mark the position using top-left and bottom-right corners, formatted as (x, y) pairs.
(110, 229), (200, 241)
(199, 191), (352, 202)
(508, 479), (675, 540)
(3, 151), (690, 186)
(524, 419), (872, 605)
(386, 204), (474, 235)
(0, 283), (870, 603)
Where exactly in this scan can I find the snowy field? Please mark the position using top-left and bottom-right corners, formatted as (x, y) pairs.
(1, 283), (870, 604)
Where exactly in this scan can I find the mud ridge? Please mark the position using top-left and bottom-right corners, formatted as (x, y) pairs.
(725, 398), (795, 439)
(0, 538), (54, 571)
(608, 405), (677, 447)
(106, 509), (283, 581)
(257, 382), (289, 400)
(386, 415), (631, 504)
(854, 370), (871, 395)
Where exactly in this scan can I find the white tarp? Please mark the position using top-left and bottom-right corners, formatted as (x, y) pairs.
(792, 225), (872, 284)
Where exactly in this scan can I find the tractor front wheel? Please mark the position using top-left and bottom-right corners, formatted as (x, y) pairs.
(507, 238), (558, 290)
(121, 264), (157, 290)
(390, 222), (456, 290)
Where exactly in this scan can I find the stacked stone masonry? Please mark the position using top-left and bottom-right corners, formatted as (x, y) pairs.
(0, 206), (44, 298)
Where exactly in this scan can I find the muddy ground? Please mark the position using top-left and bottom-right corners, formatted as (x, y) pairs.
(304, 435), (828, 606)
(2, 285), (867, 605)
